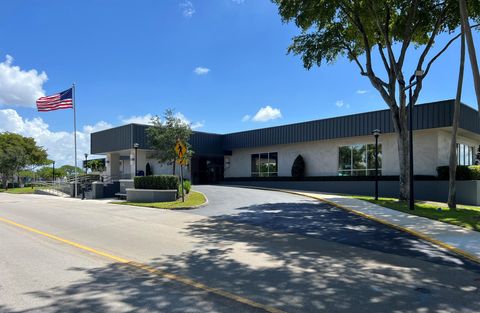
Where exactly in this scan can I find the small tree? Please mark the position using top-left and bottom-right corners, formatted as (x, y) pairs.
(59, 165), (84, 178)
(147, 109), (193, 175)
(86, 159), (105, 173)
(291, 155), (306, 179)
(36, 166), (66, 181)
(0, 132), (48, 189)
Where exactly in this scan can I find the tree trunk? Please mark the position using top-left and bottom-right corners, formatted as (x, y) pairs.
(449, 20), (467, 209)
(459, 0), (480, 111)
(395, 120), (410, 201)
(390, 95), (410, 202)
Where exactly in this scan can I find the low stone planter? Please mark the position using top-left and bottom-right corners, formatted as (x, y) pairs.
(126, 188), (177, 203)
(119, 179), (134, 194)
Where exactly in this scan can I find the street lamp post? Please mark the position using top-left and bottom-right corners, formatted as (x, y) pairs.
(133, 143), (139, 176)
(372, 129), (381, 200)
(52, 161), (55, 183)
(84, 153), (88, 174)
(405, 70), (424, 210)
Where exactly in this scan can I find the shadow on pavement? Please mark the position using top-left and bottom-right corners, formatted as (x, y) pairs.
(10, 201), (480, 313)
(8, 263), (263, 313)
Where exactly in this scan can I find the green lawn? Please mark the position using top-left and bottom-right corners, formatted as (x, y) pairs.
(350, 196), (480, 232)
(112, 190), (207, 209)
(0, 187), (37, 194)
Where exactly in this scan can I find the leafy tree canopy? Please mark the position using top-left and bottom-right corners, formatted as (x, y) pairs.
(147, 109), (193, 173)
(85, 159), (106, 172)
(59, 165), (84, 177)
(273, 0), (480, 107)
(0, 132), (49, 187)
(36, 166), (66, 180)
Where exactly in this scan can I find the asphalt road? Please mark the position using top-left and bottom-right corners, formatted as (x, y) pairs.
(1, 185), (480, 313)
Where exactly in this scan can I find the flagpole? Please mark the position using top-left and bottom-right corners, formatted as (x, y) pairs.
(73, 83), (78, 198)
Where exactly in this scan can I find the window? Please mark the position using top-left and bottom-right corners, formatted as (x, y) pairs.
(251, 152), (278, 177)
(338, 144), (382, 176)
(457, 144), (475, 166)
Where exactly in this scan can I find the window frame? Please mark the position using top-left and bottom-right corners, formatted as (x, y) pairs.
(251, 152), (278, 177)
(338, 143), (382, 176)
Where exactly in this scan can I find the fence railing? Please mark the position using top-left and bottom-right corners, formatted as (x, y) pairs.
(34, 181), (71, 197)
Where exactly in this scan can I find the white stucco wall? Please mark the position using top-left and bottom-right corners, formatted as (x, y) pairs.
(224, 129), (479, 178)
(146, 158), (191, 180)
(437, 129), (480, 167)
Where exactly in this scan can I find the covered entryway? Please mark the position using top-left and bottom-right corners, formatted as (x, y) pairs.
(190, 156), (224, 185)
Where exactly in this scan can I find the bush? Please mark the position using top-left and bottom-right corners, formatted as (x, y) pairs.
(146, 162), (153, 176)
(291, 155), (305, 179)
(470, 165), (480, 180)
(436, 165), (480, 180)
(134, 175), (179, 190)
(183, 179), (191, 194)
(177, 179), (191, 197)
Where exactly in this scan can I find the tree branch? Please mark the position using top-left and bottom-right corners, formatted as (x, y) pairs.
(412, 23), (480, 104)
(415, 2), (450, 73)
(397, 0), (419, 69)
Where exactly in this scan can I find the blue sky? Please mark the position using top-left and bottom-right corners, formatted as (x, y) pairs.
(0, 0), (478, 164)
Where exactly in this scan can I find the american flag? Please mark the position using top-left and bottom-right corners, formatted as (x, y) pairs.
(36, 88), (73, 112)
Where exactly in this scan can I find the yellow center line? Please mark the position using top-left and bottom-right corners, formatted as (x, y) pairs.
(0, 216), (287, 313)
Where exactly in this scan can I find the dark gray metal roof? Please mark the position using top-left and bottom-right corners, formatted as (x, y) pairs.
(91, 124), (225, 155)
(91, 100), (480, 155)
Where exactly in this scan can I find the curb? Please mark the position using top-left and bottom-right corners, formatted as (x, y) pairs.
(227, 184), (480, 266)
(109, 190), (209, 211)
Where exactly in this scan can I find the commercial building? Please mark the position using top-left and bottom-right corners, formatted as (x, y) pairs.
(91, 99), (479, 183)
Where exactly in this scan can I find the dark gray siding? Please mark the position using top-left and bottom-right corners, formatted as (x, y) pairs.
(91, 124), (225, 155)
(222, 100), (468, 150)
(91, 100), (480, 154)
(189, 132), (224, 156)
(460, 102), (480, 134)
(91, 124), (133, 154)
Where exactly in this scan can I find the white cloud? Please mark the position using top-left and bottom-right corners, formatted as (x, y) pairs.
(356, 89), (368, 94)
(241, 114), (251, 122)
(335, 100), (344, 107)
(191, 121), (205, 129)
(251, 106), (282, 122)
(120, 112), (204, 129)
(174, 112), (204, 129)
(180, 1), (195, 18)
(121, 114), (154, 125)
(194, 67), (210, 75)
(231, 0), (245, 3)
(0, 108), (112, 166)
(0, 55), (48, 107)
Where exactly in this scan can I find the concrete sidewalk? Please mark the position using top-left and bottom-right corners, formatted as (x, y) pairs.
(294, 191), (480, 263)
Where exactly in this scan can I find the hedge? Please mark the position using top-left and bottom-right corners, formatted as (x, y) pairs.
(436, 165), (480, 180)
(134, 175), (179, 190)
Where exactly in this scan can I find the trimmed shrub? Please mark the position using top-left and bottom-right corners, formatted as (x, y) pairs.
(470, 165), (480, 180)
(436, 165), (480, 180)
(177, 180), (191, 196)
(145, 162), (153, 176)
(183, 179), (191, 194)
(291, 155), (305, 179)
(134, 175), (179, 190)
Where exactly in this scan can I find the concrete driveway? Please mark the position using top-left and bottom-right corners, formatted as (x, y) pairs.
(0, 185), (479, 313)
